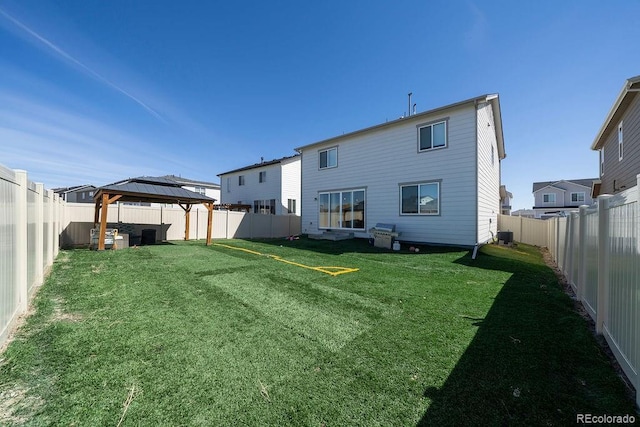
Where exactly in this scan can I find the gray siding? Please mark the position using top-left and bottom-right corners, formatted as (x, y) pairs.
(301, 102), (481, 247)
(600, 92), (640, 194)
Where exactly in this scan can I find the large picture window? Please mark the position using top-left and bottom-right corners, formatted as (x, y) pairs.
(318, 189), (365, 229)
(418, 120), (447, 151)
(319, 147), (338, 169)
(401, 182), (440, 215)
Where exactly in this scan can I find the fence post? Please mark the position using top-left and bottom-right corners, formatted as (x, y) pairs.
(596, 195), (612, 335)
(46, 190), (55, 268)
(565, 214), (574, 287)
(35, 183), (44, 287)
(53, 193), (60, 255)
(14, 170), (28, 312)
(577, 205), (588, 302)
(519, 215), (523, 243)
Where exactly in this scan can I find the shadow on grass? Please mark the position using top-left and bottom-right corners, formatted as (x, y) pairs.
(418, 245), (637, 425)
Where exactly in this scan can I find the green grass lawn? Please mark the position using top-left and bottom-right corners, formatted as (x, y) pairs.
(0, 238), (636, 426)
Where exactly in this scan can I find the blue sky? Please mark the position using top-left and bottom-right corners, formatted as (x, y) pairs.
(1, 1), (639, 210)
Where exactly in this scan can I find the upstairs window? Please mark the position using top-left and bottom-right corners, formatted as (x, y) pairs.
(618, 121), (624, 161)
(418, 120), (447, 151)
(319, 147), (338, 169)
(194, 186), (206, 195)
(259, 171), (266, 183)
(600, 148), (605, 175)
(239, 175), (245, 186)
(543, 193), (556, 203)
(571, 192), (585, 203)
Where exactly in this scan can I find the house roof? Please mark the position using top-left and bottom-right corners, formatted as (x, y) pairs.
(161, 175), (220, 189)
(52, 184), (97, 194)
(591, 75), (640, 150)
(217, 154), (300, 176)
(96, 177), (216, 204)
(294, 94), (506, 160)
(532, 179), (599, 193)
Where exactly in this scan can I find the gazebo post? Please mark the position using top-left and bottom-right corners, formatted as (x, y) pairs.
(180, 204), (192, 241)
(98, 192), (110, 251)
(205, 202), (214, 245)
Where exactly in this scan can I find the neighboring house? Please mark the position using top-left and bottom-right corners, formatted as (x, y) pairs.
(53, 185), (97, 203)
(591, 75), (640, 196)
(295, 94), (505, 248)
(161, 174), (221, 202)
(500, 185), (513, 215)
(217, 155), (301, 215)
(531, 178), (599, 219)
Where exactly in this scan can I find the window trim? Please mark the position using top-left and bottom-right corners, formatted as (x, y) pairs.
(542, 193), (556, 204)
(417, 118), (448, 152)
(319, 146), (338, 170)
(399, 180), (441, 216)
(259, 171), (266, 183)
(238, 175), (245, 186)
(600, 147), (605, 176)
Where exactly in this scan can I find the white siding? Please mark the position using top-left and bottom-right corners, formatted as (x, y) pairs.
(301, 103), (480, 246)
(476, 101), (500, 243)
(281, 157), (301, 215)
(220, 158), (301, 215)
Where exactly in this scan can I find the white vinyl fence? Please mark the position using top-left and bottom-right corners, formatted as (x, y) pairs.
(499, 175), (640, 407)
(61, 203), (301, 247)
(1, 166), (63, 349)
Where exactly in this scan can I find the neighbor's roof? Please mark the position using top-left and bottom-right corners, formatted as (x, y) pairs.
(52, 184), (97, 193)
(532, 178), (599, 193)
(294, 94), (506, 160)
(161, 174), (220, 188)
(96, 176), (216, 204)
(217, 154), (300, 176)
(591, 75), (640, 150)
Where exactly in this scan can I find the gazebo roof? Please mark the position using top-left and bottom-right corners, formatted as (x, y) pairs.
(95, 176), (216, 205)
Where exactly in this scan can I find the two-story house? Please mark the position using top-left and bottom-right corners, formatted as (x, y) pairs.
(500, 185), (513, 215)
(217, 155), (301, 215)
(295, 94), (505, 248)
(161, 175), (221, 202)
(591, 75), (640, 196)
(53, 185), (98, 203)
(531, 178), (599, 219)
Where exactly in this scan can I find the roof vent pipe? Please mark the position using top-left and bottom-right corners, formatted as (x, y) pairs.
(408, 92), (412, 117)
(413, 103), (417, 115)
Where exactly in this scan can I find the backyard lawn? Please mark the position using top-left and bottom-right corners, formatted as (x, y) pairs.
(0, 238), (636, 425)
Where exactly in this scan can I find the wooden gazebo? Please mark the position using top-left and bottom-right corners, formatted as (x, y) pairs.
(93, 176), (217, 250)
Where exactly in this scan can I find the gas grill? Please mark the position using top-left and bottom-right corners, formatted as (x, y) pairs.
(369, 223), (400, 249)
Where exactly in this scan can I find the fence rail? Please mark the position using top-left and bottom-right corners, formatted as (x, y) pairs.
(499, 175), (640, 408)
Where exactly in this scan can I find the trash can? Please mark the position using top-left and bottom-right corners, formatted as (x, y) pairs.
(141, 229), (156, 245)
